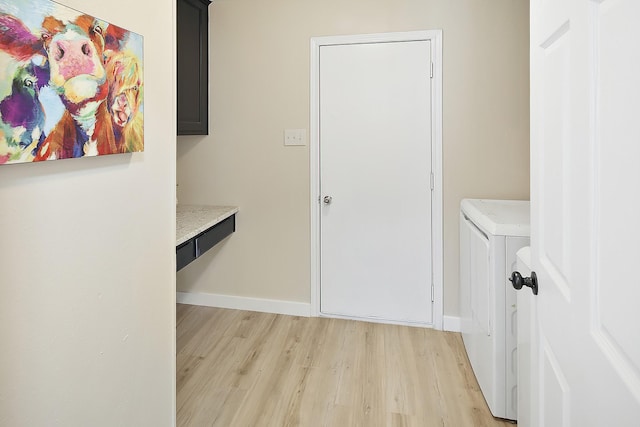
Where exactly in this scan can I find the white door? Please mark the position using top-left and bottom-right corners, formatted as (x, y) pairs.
(523, 0), (640, 424)
(515, 247), (538, 427)
(319, 40), (433, 324)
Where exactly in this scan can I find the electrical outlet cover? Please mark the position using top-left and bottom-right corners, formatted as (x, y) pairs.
(284, 129), (307, 146)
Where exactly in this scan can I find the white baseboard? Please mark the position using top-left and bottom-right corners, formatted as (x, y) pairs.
(443, 315), (461, 332)
(176, 292), (311, 317)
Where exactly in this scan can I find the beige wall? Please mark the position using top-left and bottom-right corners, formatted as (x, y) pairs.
(177, 0), (530, 317)
(0, 1), (176, 425)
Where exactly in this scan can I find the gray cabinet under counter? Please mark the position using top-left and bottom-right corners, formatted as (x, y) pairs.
(176, 205), (238, 271)
(176, 239), (196, 271)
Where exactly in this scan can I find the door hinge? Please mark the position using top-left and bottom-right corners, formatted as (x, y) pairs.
(430, 172), (434, 191)
(431, 283), (435, 302)
(430, 62), (434, 79)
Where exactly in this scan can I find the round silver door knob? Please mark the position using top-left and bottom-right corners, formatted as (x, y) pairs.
(323, 196), (332, 204)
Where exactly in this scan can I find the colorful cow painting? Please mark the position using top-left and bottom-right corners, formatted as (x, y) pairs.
(0, 0), (143, 165)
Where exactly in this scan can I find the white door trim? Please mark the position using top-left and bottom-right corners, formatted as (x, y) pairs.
(309, 30), (444, 330)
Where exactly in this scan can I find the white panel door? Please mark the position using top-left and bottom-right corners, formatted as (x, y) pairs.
(515, 247), (538, 427)
(524, 0), (640, 424)
(319, 40), (432, 324)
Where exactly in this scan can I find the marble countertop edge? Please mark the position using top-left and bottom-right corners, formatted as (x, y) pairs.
(176, 205), (239, 246)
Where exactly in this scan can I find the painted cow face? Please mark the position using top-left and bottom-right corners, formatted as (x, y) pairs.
(105, 50), (142, 128)
(0, 14), (48, 162)
(0, 60), (46, 128)
(41, 15), (107, 105)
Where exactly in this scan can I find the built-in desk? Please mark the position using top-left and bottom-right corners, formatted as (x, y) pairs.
(176, 205), (238, 271)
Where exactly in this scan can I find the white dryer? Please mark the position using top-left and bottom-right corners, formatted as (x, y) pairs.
(459, 199), (530, 421)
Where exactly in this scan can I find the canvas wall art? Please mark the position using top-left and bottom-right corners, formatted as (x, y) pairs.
(0, 0), (143, 165)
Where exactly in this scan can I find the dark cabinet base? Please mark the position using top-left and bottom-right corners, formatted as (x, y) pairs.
(176, 239), (196, 272)
(176, 214), (235, 271)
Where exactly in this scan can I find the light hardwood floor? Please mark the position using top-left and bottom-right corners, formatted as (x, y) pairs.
(177, 304), (515, 427)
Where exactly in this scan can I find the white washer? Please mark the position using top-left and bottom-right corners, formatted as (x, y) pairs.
(459, 199), (530, 421)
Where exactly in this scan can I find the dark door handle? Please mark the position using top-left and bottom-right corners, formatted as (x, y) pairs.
(510, 271), (538, 296)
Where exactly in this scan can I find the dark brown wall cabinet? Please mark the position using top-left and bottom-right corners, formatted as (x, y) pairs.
(177, 0), (211, 135)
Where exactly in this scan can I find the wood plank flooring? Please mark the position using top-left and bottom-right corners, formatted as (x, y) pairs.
(177, 304), (515, 427)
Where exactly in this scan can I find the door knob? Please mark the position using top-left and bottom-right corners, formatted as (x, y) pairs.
(323, 196), (332, 204)
(509, 271), (538, 296)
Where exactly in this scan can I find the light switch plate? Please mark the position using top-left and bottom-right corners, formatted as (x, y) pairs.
(284, 129), (307, 146)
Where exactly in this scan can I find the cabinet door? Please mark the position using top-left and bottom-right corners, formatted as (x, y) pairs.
(177, 0), (210, 135)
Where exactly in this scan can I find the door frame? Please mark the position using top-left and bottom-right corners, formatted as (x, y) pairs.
(309, 30), (444, 330)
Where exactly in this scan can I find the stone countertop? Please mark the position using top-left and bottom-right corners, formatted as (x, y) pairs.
(176, 205), (239, 246)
